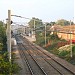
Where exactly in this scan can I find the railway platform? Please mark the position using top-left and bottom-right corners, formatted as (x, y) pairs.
(21, 34), (36, 42)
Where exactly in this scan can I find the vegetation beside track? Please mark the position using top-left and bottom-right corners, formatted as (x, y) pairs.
(0, 21), (21, 74)
(35, 32), (75, 65)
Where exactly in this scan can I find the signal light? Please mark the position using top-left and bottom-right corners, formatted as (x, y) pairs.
(11, 21), (13, 24)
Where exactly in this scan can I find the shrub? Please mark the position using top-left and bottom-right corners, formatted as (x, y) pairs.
(0, 52), (21, 74)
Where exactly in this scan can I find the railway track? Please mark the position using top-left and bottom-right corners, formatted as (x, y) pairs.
(15, 35), (75, 75)
(16, 36), (47, 75)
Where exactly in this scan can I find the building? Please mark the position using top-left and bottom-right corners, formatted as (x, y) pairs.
(50, 25), (75, 43)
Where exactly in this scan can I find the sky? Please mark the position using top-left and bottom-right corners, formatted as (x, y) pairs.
(0, 0), (74, 23)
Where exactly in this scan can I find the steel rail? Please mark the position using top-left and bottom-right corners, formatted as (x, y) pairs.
(21, 36), (75, 75)
(22, 43), (48, 75)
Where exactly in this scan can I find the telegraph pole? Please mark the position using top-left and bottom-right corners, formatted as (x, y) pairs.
(70, 20), (72, 58)
(34, 19), (35, 37)
(74, 0), (75, 24)
(7, 10), (11, 62)
(3, 20), (4, 27)
(32, 19), (36, 41)
(45, 23), (46, 46)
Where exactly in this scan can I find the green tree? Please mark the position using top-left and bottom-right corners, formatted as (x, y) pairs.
(0, 21), (7, 51)
(50, 21), (56, 25)
(28, 17), (43, 28)
(0, 21), (21, 74)
(56, 19), (74, 26)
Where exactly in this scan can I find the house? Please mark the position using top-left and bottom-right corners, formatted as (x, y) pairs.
(50, 25), (75, 43)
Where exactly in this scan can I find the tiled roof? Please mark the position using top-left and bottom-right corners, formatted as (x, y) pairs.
(49, 25), (75, 34)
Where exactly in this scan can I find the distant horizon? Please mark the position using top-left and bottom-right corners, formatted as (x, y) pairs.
(0, 17), (74, 26)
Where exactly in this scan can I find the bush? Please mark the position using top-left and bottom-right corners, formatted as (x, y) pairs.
(0, 52), (21, 74)
(0, 60), (10, 74)
(50, 34), (60, 40)
(58, 50), (70, 58)
(11, 63), (21, 74)
(72, 45), (75, 58)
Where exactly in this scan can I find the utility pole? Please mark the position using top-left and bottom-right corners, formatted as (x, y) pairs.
(3, 20), (4, 27)
(32, 19), (36, 41)
(34, 19), (35, 36)
(74, 0), (75, 24)
(45, 23), (46, 46)
(70, 20), (72, 58)
(7, 10), (11, 62)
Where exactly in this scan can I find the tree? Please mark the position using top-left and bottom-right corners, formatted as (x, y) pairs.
(50, 21), (56, 25)
(28, 17), (43, 29)
(0, 21), (21, 74)
(0, 21), (7, 51)
(56, 19), (74, 26)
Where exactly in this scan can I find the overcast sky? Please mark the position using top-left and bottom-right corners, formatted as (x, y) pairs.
(0, 0), (74, 23)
